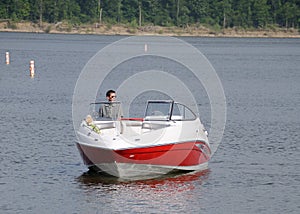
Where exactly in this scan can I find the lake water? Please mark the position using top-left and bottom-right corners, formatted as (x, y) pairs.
(0, 33), (299, 213)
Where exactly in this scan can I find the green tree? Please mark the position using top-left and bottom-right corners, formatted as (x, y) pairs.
(0, 0), (10, 19)
(5, 0), (30, 21)
(187, 0), (210, 23)
(252, 0), (270, 27)
(77, 0), (98, 22)
(281, 1), (299, 28)
(122, 0), (139, 23)
(101, 0), (122, 23)
(232, 0), (253, 28)
(176, 2), (190, 26)
(215, 0), (233, 28)
(142, 0), (164, 25)
(0, 0), (299, 30)
(268, 0), (282, 26)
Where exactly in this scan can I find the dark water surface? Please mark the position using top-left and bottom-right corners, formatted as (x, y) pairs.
(0, 33), (299, 213)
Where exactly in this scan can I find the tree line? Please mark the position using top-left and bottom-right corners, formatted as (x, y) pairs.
(0, 0), (299, 29)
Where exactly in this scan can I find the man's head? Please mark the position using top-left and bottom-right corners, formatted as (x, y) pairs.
(106, 89), (116, 102)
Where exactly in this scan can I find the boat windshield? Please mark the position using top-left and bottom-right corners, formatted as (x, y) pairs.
(172, 102), (197, 120)
(144, 100), (196, 121)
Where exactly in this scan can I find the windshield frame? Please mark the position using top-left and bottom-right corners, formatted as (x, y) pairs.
(144, 100), (197, 121)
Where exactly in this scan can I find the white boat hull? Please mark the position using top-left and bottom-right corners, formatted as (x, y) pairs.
(76, 101), (211, 179)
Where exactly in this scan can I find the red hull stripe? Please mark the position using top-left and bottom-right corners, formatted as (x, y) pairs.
(77, 141), (210, 167)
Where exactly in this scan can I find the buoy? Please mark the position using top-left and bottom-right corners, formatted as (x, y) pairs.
(5, 52), (9, 65)
(29, 60), (35, 77)
(144, 44), (148, 52)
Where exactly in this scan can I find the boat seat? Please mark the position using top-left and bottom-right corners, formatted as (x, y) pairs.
(142, 121), (170, 130)
(93, 121), (116, 129)
(122, 120), (143, 127)
(171, 115), (183, 120)
(144, 115), (169, 121)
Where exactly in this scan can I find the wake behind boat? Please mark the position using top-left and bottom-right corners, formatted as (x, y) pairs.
(76, 100), (210, 179)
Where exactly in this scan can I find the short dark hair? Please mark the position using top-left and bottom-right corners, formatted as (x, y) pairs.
(106, 89), (116, 97)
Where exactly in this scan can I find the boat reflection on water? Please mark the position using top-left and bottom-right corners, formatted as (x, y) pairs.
(77, 169), (210, 189)
(76, 169), (211, 212)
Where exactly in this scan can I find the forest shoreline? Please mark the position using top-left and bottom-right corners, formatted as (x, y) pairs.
(1, 21), (299, 38)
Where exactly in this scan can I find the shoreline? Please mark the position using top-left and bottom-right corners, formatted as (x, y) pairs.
(1, 21), (299, 38)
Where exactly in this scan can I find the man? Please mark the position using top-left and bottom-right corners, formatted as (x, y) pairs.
(99, 89), (123, 119)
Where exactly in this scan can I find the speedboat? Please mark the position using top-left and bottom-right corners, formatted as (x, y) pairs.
(76, 100), (210, 179)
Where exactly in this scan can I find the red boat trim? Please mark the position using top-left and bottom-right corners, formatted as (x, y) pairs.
(77, 140), (211, 168)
